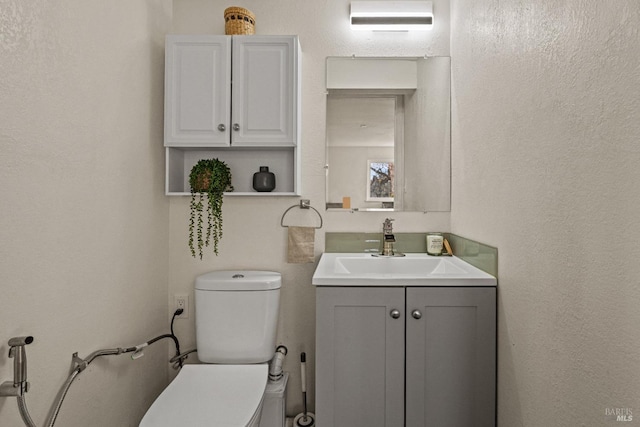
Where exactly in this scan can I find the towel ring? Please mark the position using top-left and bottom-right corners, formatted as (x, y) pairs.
(280, 199), (323, 229)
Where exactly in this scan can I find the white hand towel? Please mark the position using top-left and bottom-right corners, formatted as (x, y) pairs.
(287, 226), (315, 263)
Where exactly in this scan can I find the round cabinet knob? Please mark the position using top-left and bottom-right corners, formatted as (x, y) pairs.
(217, 124), (226, 132)
(411, 309), (422, 319)
(390, 309), (401, 319)
(233, 123), (240, 131)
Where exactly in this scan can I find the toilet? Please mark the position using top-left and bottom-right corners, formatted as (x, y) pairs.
(140, 270), (282, 427)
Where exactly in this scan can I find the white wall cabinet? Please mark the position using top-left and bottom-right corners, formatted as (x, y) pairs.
(165, 35), (230, 147)
(164, 35), (301, 195)
(316, 286), (496, 427)
(231, 36), (298, 146)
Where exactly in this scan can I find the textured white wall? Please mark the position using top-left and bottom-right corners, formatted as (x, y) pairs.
(6, 0), (632, 424)
(451, 1), (640, 425)
(170, 0), (451, 416)
(0, 1), (172, 425)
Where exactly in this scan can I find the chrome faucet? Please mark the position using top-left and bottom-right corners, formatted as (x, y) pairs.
(383, 218), (394, 236)
(372, 218), (404, 257)
(0, 336), (33, 397)
(381, 218), (402, 256)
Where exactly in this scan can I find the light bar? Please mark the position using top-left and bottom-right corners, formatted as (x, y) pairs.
(350, 1), (433, 31)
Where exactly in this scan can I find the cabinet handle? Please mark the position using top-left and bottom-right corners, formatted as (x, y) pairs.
(390, 309), (401, 319)
(217, 124), (226, 132)
(411, 309), (422, 319)
(233, 123), (240, 131)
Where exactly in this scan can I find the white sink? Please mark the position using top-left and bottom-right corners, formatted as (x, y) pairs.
(313, 253), (496, 286)
(334, 256), (464, 275)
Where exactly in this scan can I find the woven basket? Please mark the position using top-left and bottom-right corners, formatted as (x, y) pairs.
(224, 7), (256, 35)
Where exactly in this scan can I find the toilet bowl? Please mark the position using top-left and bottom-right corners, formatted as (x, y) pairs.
(140, 364), (267, 427)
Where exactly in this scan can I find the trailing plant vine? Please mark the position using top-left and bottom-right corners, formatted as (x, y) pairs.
(188, 159), (233, 259)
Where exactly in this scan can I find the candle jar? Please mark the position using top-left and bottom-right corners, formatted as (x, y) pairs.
(426, 232), (444, 256)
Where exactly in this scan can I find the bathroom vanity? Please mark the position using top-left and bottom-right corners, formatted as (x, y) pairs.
(312, 253), (496, 427)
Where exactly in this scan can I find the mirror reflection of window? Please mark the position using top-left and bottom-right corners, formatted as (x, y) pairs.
(367, 160), (394, 201)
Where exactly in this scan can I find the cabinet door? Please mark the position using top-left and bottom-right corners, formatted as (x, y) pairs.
(164, 35), (230, 146)
(405, 287), (496, 427)
(231, 36), (299, 146)
(316, 287), (404, 427)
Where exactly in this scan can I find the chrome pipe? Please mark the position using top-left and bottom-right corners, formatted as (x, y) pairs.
(169, 348), (197, 369)
(17, 395), (37, 427)
(43, 348), (130, 427)
(4, 332), (181, 427)
(83, 348), (126, 365)
(44, 368), (81, 427)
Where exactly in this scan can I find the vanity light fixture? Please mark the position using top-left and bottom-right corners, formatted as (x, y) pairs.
(350, 1), (433, 31)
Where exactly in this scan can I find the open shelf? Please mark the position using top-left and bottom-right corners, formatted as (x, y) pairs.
(165, 147), (300, 196)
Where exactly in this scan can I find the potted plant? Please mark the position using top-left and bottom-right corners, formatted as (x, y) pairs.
(188, 159), (233, 259)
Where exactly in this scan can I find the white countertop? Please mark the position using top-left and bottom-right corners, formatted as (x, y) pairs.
(312, 253), (497, 287)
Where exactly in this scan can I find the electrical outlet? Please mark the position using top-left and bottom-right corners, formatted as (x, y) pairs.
(174, 294), (189, 319)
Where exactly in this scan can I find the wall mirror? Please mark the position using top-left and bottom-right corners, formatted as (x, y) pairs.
(325, 56), (451, 212)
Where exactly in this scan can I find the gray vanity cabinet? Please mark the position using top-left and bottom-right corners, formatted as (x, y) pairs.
(405, 287), (496, 426)
(316, 287), (405, 427)
(316, 286), (496, 427)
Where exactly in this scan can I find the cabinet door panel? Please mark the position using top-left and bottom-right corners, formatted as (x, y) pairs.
(316, 287), (404, 427)
(165, 36), (230, 146)
(406, 287), (496, 427)
(232, 36), (297, 146)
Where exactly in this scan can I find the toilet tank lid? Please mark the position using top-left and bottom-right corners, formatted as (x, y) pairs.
(195, 270), (282, 291)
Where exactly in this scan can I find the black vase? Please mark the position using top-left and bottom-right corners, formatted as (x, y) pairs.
(253, 166), (276, 192)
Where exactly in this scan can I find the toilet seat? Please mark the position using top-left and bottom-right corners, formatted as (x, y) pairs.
(139, 364), (268, 427)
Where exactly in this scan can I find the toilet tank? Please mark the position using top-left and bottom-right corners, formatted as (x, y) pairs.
(195, 271), (281, 363)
